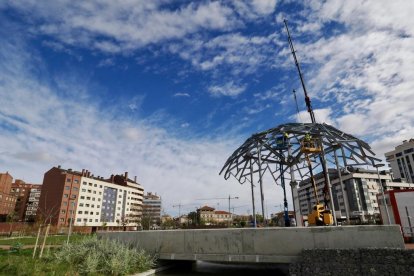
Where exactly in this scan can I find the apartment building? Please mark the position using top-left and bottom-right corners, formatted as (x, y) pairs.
(0, 172), (16, 219)
(9, 180), (42, 221)
(385, 139), (414, 183)
(142, 192), (161, 226)
(298, 167), (412, 223)
(38, 166), (144, 229)
(197, 205), (232, 225)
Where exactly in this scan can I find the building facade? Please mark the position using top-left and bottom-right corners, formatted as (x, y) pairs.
(298, 167), (412, 223)
(142, 192), (161, 226)
(9, 180), (42, 222)
(38, 166), (144, 229)
(0, 172), (16, 219)
(197, 205), (232, 225)
(385, 139), (414, 183)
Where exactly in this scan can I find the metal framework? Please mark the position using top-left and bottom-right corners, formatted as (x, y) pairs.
(219, 122), (381, 225)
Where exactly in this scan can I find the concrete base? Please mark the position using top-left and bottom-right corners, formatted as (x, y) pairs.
(98, 225), (404, 264)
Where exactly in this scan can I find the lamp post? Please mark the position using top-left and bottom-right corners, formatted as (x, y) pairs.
(374, 163), (391, 225)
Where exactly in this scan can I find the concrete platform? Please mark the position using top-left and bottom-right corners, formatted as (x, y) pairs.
(98, 225), (405, 264)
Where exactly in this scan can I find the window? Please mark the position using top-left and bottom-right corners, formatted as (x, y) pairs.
(89, 219), (92, 222)
(85, 211), (89, 215)
(98, 198), (101, 202)
(63, 202), (68, 206)
(99, 192), (102, 195)
(79, 203), (84, 207)
(92, 198), (95, 201)
(78, 211), (83, 214)
(74, 179), (79, 184)
(60, 218), (64, 222)
(94, 184), (97, 187)
(118, 201), (121, 204)
(65, 186), (70, 190)
(83, 181), (87, 185)
(87, 190), (92, 193)
(117, 207), (120, 210)
(93, 191), (96, 194)
(71, 195), (76, 199)
(89, 183), (92, 186)
(82, 189), (86, 192)
(91, 204), (95, 208)
(61, 210), (66, 214)
(119, 195), (122, 198)
(86, 204), (90, 207)
(83, 218), (87, 222)
(66, 178), (71, 182)
(100, 185), (102, 188)
(63, 194), (69, 198)
(77, 218), (81, 222)
(90, 212), (94, 215)
(96, 212), (99, 215)
(73, 187), (79, 191)
(80, 196), (85, 199)
(87, 197), (91, 200)
(95, 219), (99, 222)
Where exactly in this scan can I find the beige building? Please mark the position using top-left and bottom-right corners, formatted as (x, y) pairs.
(39, 166), (144, 229)
(385, 139), (414, 183)
(197, 205), (232, 225)
(298, 167), (411, 223)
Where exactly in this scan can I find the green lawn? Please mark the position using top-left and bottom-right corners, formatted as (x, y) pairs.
(0, 234), (86, 246)
(0, 249), (79, 276)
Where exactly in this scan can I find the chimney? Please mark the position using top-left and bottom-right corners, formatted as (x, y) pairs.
(82, 169), (85, 176)
(110, 174), (114, 183)
(58, 165), (61, 169)
(125, 172), (128, 180)
(134, 176), (137, 183)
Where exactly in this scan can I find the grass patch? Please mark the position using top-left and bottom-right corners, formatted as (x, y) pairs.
(0, 236), (155, 275)
(0, 234), (85, 246)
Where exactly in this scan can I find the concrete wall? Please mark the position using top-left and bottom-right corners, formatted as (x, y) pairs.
(98, 225), (404, 264)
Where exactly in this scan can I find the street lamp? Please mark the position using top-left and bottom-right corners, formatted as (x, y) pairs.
(374, 163), (391, 225)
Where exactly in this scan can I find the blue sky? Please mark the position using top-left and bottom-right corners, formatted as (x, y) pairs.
(1, 0), (413, 216)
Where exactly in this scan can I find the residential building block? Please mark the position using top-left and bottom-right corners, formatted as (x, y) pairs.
(385, 139), (414, 183)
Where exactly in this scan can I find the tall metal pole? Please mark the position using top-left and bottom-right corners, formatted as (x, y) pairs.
(375, 164), (391, 225)
(333, 147), (350, 224)
(257, 144), (266, 220)
(249, 159), (257, 228)
(405, 206), (413, 238)
(288, 144), (302, 227)
(321, 147), (337, 225)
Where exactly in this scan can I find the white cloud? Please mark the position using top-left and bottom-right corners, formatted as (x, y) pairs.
(0, 33), (287, 216)
(208, 81), (246, 97)
(280, 1), (414, 155)
(5, 1), (239, 52)
(173, 92), (191, 97)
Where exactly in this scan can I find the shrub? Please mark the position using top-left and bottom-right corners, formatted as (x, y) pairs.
(54, 235), (155, 275)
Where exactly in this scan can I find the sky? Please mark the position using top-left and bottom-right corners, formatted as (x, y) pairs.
(0, 0), (413, 217)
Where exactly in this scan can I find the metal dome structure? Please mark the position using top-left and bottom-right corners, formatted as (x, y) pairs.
(219, 122), (381, 226)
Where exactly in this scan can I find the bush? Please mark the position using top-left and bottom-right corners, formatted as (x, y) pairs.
(54, 235), (155, 275)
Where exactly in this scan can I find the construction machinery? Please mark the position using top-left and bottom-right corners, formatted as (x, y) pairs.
(284, 20), (334, 226)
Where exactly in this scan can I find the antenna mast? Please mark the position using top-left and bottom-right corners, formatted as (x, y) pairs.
(284, 19), (316, 124)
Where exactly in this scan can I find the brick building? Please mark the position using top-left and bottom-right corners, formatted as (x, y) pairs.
(38, 166), (144, 229)
(9, 180), (41, 222)
(0, 172), (16, 219)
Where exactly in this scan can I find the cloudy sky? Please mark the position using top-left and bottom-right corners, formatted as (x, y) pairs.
(1, 0), (412, 216)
